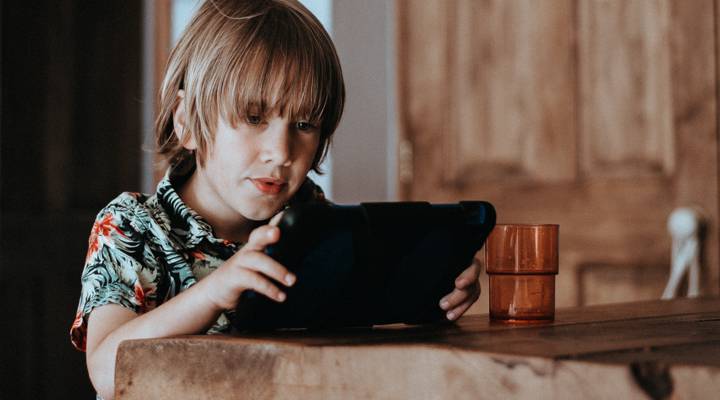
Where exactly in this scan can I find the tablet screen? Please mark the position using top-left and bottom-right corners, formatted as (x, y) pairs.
(231, 201), (496, 330)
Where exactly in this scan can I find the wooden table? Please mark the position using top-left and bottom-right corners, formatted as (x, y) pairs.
(115, 297), (720, 399)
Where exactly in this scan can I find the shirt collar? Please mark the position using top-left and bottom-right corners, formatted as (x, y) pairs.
(155, 161), (222, 249)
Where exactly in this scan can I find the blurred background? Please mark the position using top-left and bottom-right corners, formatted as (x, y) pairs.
(2, 0), (718, 398)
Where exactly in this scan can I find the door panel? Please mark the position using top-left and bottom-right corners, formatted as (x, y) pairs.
(396, 0), (718, 310)
(447, 0), (577, 184)
(580, 0), (674, 177)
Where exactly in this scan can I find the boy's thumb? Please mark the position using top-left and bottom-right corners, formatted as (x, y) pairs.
(269, 210), (285, 227)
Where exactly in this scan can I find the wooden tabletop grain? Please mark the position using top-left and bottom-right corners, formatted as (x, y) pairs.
(115, 297), (720, 399)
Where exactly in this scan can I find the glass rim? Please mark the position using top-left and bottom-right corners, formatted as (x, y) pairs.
(493, 223), (559, 228)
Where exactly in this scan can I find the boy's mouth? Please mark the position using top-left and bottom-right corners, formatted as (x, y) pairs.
(251, 178), (287, 195)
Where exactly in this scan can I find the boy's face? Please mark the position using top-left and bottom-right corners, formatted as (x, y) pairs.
(184, 109), (321, 224)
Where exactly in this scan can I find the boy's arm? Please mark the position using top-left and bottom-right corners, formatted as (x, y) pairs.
(85, 224), (295, 400)
(85, 277), (224, 400)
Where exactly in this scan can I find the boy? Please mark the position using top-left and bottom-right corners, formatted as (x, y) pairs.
(70, 1), (481, 398)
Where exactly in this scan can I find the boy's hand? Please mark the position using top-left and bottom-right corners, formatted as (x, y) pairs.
(439, 260), (481, 321)
(203, 224), (295, 311)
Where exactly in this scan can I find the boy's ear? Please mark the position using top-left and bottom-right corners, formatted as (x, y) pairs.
(173, 90), (197, 150)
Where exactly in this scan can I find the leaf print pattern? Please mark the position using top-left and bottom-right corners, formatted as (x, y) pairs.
(70, 164), (327, 351)
(85, 213), (126, 263)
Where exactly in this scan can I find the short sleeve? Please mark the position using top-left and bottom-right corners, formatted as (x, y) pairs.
(70, 197), (148, 351)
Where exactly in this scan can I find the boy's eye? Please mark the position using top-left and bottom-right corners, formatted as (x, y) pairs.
(296, 121), (317, 132)
(246, 115), (262, 125)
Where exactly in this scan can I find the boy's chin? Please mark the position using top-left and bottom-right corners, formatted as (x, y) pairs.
(240, 204), (284, 222)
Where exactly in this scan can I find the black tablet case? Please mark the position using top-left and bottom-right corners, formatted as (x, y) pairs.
(231, 201), (496, 330)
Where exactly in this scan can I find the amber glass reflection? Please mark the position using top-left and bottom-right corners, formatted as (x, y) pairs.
(485, 224), (559, 322)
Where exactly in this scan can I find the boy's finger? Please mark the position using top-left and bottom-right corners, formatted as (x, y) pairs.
(455, 263), (480, 288)
(244, 225), (280, 252)
(440, 284), (479, 310)
(235, 251), (296, 287)
(446, 295), (478, 321)
(440, 289), (466, 310)
(269, 210), (285, 226)
(236, 269), (287, 302)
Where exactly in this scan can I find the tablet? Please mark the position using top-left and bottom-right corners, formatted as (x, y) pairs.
(230, 201), (496, 330)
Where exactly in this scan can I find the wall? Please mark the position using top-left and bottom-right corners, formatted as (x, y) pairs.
(331, 0), (398, 203)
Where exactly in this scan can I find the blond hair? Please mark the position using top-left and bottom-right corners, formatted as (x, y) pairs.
(155, 0), (345, 172)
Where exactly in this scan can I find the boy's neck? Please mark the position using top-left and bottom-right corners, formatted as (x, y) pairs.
(177, 171), (259, 244)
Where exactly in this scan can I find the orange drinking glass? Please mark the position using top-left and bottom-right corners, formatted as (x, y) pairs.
(485, 224), (559, 323)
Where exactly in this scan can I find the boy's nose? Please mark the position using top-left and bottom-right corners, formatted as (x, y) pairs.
(261, 123), (292, 167)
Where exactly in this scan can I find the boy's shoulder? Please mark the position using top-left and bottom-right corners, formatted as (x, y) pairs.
(98, 191), (153, 216)
(93, 191), (163, 237)
(103, 191), (150, 209)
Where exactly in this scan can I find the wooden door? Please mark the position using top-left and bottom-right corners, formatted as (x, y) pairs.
(396, 0), (719, 311)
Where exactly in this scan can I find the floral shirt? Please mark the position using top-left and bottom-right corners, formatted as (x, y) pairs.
(70, 164), (326, 351)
